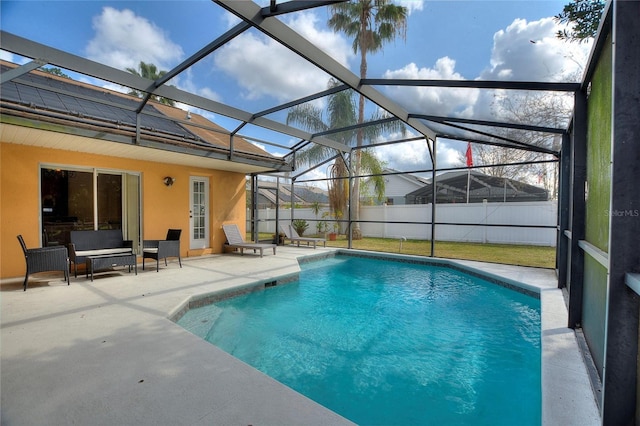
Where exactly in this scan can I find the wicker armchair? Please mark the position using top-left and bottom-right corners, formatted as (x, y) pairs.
(17, 235), (69, 291)
(142, 229), (182, 272)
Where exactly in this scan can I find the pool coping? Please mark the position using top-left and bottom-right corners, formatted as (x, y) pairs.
(1, 247), (600, 425)
(170, 250), (540, 324)
(169, 249), (601, 425)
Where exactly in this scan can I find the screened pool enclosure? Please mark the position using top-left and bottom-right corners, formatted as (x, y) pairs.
(2, 1), (639, 423)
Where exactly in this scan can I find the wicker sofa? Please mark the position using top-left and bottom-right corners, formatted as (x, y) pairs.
(68, 230), (133, 277)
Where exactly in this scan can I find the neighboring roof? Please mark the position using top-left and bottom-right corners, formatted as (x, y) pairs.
(0, 61), (288, 173)
(405, 170), (548, 204)
(379, 168), (430, 191)
(293, 186), (329, 204)
(251, 180), (328, 206)
(383, 168), (430, 186)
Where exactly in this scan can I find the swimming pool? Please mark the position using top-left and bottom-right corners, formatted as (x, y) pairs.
(177, 254), (541, 425)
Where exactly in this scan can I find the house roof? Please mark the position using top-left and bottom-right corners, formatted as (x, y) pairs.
(251, 180), (328, 206)
(382, 168), (430, 186)
(406, 170), (548, 203)
(0, 61), (288, 173)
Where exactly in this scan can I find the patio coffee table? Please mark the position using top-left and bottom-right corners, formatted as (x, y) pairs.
(85, 253), (137, 281)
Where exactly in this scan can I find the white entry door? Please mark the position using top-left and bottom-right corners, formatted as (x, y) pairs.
(189, 176), (209, 249)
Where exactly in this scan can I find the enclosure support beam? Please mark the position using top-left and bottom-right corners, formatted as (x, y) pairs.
(275, 176), (281, 241)
(0, 31), (349, 155)
(600, 1), (640, 423)
(214, 0), (438, 143)
(567, 90), (587, 328)
(556, 132), (571, 288)
(348, 149), (353, 249)
(0, 59), (45, 84)
(250, 175), (259, 243)
(430, 138), (437, 257)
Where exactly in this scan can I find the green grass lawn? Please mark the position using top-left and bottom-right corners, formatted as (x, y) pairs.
(261, 233), (556, 269)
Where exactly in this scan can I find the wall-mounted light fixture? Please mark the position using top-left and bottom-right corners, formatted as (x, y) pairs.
(163, 176), (176, 187)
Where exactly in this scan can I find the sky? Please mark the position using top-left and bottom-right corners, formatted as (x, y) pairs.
(1, 0), (593, 181)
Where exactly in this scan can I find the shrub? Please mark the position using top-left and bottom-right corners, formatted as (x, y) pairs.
(292, 219), (309, 236)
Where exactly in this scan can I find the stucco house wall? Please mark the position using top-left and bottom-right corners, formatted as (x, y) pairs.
(0, 142), (247, 280)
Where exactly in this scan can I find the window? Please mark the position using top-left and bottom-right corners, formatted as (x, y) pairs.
(40, 166), (140, 249)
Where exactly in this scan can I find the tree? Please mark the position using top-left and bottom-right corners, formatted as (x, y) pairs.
(40, 67), (71, 79)
(461, 91), (571, 199)
(555, 0), (605, 42)
(328, 0), (407, 239)
(287, 79), (403, 233)
(125, 61), (175, 106)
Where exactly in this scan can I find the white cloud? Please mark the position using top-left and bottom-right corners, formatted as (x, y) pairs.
(383, 58), (479, 116)
(468, 17), (592, 122)
(373, 134), (462, 172)
(98, 81), (130, 94)
(0, 50), (17, 63)
(437, 142), (464, 169)
(382, 17), (591, 121)
(84, 7), (226, 105)
(482, 17), (590, 82)
(397, 0), (424, 14)
(379, 15), (592, 146)
(213, 11), (352, 102)
(177, 68), (223, 102)
(288, 12), (353, 66)
(85, 7), (183, 71)
(214, 32), (328, 101)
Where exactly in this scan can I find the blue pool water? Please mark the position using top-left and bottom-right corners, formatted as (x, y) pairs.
(177, 255), (541, 425)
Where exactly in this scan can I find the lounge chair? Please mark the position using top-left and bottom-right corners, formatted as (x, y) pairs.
(281, 224), (326, 249)
(143, 229), (182, 272)
(222, 224), (276, 257)
(17, 234), (70, 291)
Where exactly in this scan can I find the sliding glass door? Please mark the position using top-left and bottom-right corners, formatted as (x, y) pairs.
(40, 166), (140, 250)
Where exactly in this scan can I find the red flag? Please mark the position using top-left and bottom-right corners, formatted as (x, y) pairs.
(465, 142), (473, 167)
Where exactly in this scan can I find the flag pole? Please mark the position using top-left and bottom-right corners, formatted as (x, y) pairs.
(467, 168), (470, 203)
(465, 142), (473, 203)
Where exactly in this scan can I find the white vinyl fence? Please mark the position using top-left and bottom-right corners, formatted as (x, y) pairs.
(249, 201), (557, 247)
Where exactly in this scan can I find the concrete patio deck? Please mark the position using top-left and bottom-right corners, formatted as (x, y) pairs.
(1, 247), (599, 425)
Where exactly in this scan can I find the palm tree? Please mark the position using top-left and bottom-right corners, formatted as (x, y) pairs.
(125, 61), (175, 106)
(328, 0), (407, 238)
(287, 79), (402, 235)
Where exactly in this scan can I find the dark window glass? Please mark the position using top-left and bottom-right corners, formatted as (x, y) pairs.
(97, 173), (122, 230)
(41, 168), (94, 246)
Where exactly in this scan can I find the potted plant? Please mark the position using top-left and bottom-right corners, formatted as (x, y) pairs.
(272, 231), (286, 245)
(327, 209), (342, 241)
(328, 223), (339, 241)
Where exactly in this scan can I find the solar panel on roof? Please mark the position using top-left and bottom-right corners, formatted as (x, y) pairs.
(1, 64), (196, 138)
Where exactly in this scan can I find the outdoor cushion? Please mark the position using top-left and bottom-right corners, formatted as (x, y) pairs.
(142, 229), (182, 272)
(69, 230), (133, 277)
(75, 248), (133, 257)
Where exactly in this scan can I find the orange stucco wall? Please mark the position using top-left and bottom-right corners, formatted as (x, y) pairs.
(0, 142), (247, 280)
